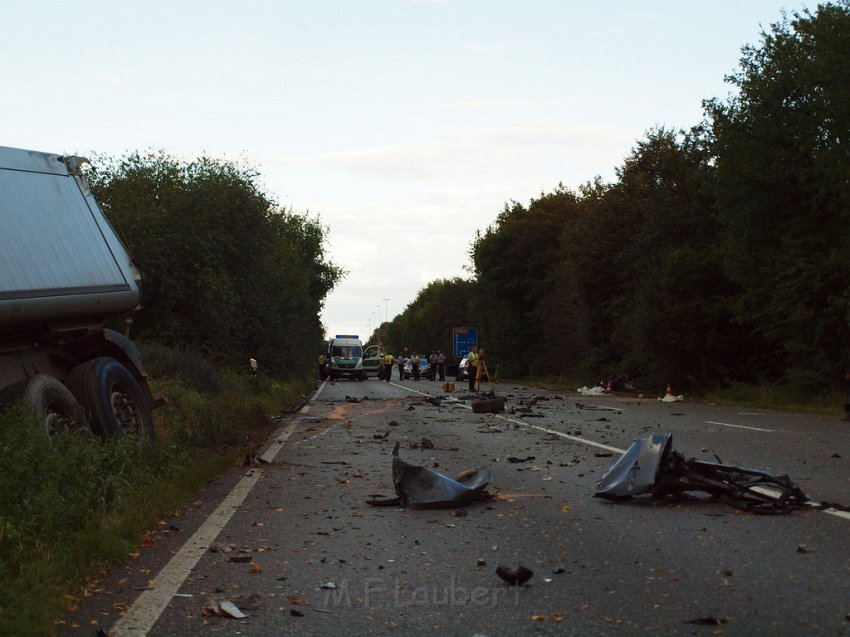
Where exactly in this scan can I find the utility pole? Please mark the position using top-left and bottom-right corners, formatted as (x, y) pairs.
(383, 298), (390, 322)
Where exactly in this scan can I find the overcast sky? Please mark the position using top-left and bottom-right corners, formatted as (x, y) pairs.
(2, 0), (806, 340)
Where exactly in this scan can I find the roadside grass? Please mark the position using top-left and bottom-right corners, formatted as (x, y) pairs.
(0, 345), (311, 637)
(699, 384), (845, 417)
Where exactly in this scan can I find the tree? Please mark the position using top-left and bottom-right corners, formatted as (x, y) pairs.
(470, 187), (581, 376)
(87, 152), (343, 378)
(704, 1), (850, 388)
(385, 278), (476, 362)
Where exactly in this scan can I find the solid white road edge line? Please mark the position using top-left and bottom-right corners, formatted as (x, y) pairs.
(109, 384), (324, 636)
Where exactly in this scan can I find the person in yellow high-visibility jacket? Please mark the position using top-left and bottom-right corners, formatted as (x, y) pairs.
(318, 353), (327, 380)
(466, 345), (480, 391)
(382, 353), (394, 382)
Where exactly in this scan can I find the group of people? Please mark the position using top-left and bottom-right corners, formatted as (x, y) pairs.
(379, 349), (447, 382)
(318, 346), (483, 387)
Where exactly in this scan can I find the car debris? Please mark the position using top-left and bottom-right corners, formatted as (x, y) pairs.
(574, 402), (622, 412)
(577, 385), (607, 395)
(495, 565), (534, 586)
(472, 396), (506, 413)
(366, 442), (490, 509)
(594, 433), (810, 514)
(202, 600), (248, 619)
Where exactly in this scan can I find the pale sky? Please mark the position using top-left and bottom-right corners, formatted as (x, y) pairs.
(1, 1), (806, 340)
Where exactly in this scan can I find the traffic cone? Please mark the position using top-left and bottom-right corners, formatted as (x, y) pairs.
(607, 380), (613, 392)
(665, 383), (672, 396)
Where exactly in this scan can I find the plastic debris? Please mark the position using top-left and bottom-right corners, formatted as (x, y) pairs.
(366, 442), (490, 509)
(577, 385), (607, 395)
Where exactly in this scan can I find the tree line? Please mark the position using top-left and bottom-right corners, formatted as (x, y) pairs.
(88, 152), (344, 379)
(378, 3), (850, 394)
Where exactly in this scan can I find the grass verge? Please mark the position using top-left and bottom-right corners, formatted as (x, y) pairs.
(0, 345), (311, 637)
(516, 376), (846, 418)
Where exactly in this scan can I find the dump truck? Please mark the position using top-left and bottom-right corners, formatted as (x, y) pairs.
(0, 145), (163, 438)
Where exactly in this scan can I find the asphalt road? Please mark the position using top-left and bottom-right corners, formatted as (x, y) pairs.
(58, 376), (850, 636)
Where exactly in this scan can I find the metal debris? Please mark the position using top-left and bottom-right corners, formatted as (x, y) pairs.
(366, 442), (490, 509)
(595, 433), (809, 514)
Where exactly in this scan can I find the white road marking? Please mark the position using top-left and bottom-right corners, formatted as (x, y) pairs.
(448, 395), (627, 454)
(498, 414), (626, 454)
(451, 394), (848, 522)
(706, 420), (774, 432)
(112, 382), (849, 635)
(109, 385), (321, 636)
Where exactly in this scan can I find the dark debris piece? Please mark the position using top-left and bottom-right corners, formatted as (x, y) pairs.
(495, 565), (534, 586)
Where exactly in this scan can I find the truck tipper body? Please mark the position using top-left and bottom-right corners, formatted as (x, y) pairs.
(0, 145), (162, 438)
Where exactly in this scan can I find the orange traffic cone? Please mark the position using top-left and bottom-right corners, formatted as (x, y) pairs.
(665, 383), (672, 396)
(607, 380), (614, 392)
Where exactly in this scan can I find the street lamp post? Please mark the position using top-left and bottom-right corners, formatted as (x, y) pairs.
(383, 298), (390, 322)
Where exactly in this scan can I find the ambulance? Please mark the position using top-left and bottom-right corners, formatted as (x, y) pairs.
(326, 335), (366, 381)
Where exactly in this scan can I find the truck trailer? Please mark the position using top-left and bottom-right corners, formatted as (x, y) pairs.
(0, 145), (163, 438)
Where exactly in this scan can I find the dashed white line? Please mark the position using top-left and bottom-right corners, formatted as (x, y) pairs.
(706, 420), (774, 432)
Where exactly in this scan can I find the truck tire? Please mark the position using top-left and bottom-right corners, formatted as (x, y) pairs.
(2, 375), (91, 437)
(68, 357), (154, 441)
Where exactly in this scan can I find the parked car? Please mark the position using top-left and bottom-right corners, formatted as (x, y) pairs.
(404, 355), (430, 379)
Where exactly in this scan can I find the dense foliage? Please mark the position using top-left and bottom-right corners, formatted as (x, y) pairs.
(0, 346), (311, 637)
(385, 2), (850, 393)
(87, 152), (343, 379)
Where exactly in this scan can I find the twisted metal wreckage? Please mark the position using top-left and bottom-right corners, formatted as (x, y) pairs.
(365, 434), (845, 515)
(366, 442), (490, 509)
(594, 433), (843, 514)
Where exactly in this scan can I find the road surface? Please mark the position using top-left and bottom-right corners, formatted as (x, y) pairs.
(56, 376), (850, 636)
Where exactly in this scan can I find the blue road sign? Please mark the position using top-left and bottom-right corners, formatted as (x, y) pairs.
(452, 327), (478, 358)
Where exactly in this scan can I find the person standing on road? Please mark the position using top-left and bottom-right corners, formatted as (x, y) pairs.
(397, 352), (406, 381)
(318, 352), (326, 381)
(467, 345), (479, 391)
(383, 352), (394, 382)
(436, 350), (446, 381)
(411, 353), (420, 381)
(429, 351), (438, 381)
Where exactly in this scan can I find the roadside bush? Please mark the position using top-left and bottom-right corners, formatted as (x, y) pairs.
(140, 341), (223, 395)
(0, 405), (175, 634)
(0, 346), (311, 637)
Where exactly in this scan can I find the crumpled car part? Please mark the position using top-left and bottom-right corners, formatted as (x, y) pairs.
(595, 433), (810, 514)
(367, 442), (490, 509)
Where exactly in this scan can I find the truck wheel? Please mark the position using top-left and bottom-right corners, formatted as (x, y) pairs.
(2, 375), (91, 437)
(68, 357), (154, 441)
